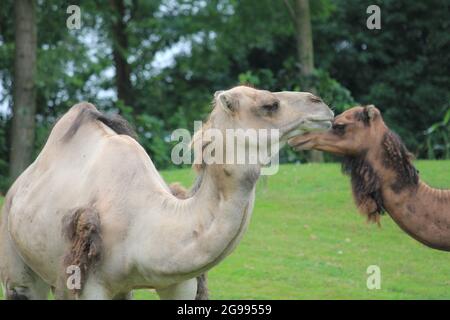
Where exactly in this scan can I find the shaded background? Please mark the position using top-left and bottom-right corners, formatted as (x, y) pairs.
(0, 0), (449, 193)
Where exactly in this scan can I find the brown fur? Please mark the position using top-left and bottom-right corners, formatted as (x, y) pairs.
(342, 131), (419, 223)
(342, 152), (385, 224)
(62, 207), (102, 296)
(354, 109), (371, 126)
(169, 183), (189, 199)
(381, 131), (419, 192)
(290, 105), (450, 249)
(63, 104), (137, 141)
(195, 273), (209, 300)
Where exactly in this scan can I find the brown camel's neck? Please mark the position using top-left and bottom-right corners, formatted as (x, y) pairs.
(364, 134), (450, 251)
(379, 176), (450, 251)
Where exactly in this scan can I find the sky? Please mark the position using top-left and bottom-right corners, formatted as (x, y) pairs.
(0, 37), (192, 117)
(0, 0), (197, 117)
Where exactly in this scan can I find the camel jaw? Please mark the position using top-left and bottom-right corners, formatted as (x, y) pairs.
(287, 135), (314, 150)
(282, 118), (332, 142)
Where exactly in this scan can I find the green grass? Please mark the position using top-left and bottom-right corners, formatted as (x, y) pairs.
(1, 160), (450, 299)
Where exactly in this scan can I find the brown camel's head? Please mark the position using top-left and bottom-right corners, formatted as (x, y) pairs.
(288, 105), (386, 156)
(288, 105), (419, 224)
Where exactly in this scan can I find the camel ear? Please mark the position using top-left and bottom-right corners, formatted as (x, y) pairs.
(214, 90), (224, 99)
(366, 105), (377, 120)
(219, 92), (237, 113)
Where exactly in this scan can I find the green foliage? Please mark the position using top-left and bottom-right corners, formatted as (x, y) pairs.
(303, 69), (356, 113)
(0, 0), (448, 186)
(116, 103), (177, 170)
(314, 0), (450, 154)
(0, 119), (10, 193)
(423, 108), (450, 159)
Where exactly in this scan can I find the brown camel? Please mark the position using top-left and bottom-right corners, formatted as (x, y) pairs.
(289, 105), (450, 251)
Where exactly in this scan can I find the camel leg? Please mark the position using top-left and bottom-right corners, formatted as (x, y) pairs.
(4, 276), (49, 300)
(0, 236), (50, 300)
(0, 214), (50, 300)
(112, 291), (134, 300)
(156, 278), (197, 300)
(78, 278), (111, 300)
(195, 273), (209, 300)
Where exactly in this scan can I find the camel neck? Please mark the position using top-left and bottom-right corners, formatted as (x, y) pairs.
(185, 164), (259, 268)
(135, 163), (259, 281)
(373, 157), (450, 251)
(381, 179), (450, 250)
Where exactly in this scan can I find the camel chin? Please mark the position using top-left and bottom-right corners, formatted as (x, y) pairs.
(285, 128), (306, 140)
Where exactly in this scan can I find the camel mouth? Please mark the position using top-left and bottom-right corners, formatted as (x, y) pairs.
(287, 135), (312, 149)
(304, 119), (333, 131)
(282, 120), (331, 141)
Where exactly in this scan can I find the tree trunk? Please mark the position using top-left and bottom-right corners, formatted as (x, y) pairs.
(109, 0), (132, 108)
(10, 0), (37, 180)
(295, 0), (314, 77)
(294, 0), (323, 162)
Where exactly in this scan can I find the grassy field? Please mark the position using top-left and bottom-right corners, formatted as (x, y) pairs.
(1, 160), (449, 299)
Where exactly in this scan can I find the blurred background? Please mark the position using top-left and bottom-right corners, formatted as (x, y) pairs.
(0, 0), (449, 193)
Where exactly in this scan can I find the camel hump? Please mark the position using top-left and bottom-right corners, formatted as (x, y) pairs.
(62, 207), (102, 296)
(62, 102), (137, 141)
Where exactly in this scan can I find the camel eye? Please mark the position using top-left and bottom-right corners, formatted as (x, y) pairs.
(262, 102), (279, 113)
(332, 123), (346, 135)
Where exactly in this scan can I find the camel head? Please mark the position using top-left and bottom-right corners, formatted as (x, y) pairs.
(288, 105), (420, 224)
(214, 86), (333, 135)
(288, 105), (387, 156)
(194, 86), (333, 168)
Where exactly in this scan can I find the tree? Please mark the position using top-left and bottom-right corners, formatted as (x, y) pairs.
(313, 0), (450, 155)
(285, 0), (323, 162)
(293, 0), (314, 77)
(9, 0), (37, 180)
(109, 0), (133, 108)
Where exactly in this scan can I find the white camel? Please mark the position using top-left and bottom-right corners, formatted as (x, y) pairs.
(0, 86), (333, 299)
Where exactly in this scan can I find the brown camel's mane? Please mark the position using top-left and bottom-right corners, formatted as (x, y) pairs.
(342, 151), (385, 223)
(342, 129), (419, 223)
(381, 130), (419, 192)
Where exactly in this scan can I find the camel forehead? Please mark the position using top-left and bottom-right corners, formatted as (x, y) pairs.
(227, 86), (272, 100)
(338, 106), (365, 121)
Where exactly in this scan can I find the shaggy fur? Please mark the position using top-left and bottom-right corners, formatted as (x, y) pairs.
(342, 152), (385, 224)
(342, 130), (420, 224)
(381, 131), (419, 192)
(169, 183), (189, 199)
(195, 273), (209, 300)
(62, 207), (102, 296)
(63, 105), (137, 141)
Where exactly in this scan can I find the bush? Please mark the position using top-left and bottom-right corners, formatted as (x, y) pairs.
(423, 108), (450, 159)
